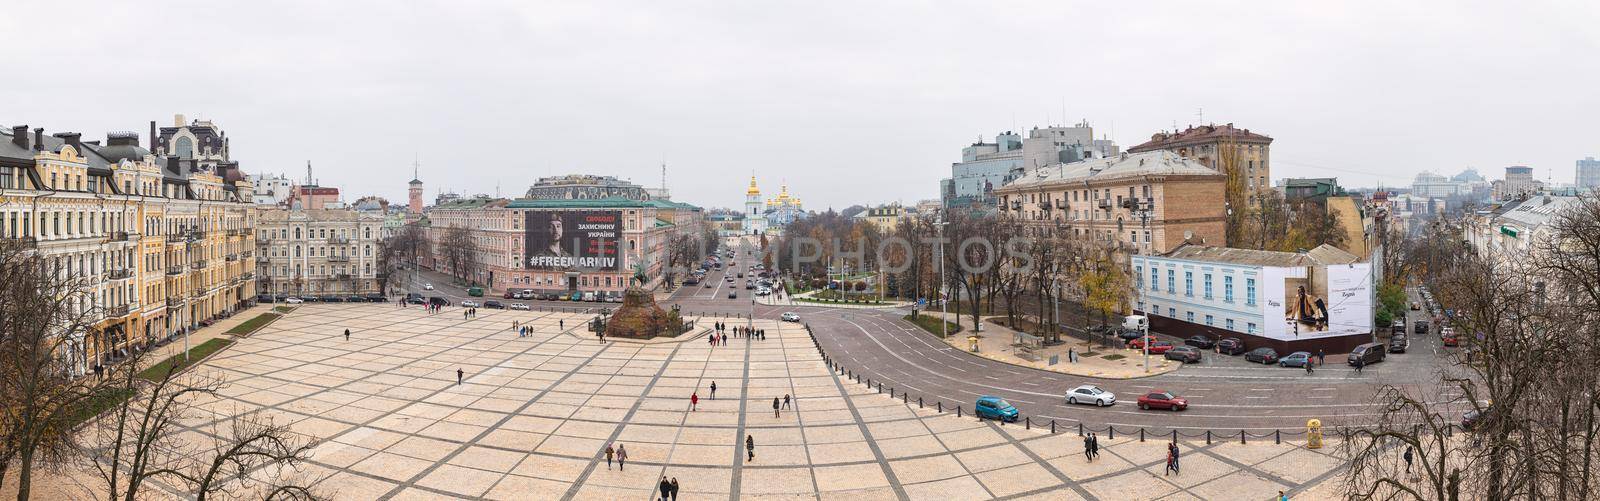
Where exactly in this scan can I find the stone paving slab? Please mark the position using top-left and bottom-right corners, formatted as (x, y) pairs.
(115, 303), (1355, 500)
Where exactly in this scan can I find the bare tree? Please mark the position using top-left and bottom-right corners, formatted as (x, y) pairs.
(0, 238), (115, 499)
(438, 225), (479, 285)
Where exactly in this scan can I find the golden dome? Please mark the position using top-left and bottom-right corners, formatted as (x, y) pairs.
(746, 176), (761, 195)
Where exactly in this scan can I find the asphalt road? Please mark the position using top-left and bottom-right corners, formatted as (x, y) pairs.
(394, 237), (1474, 433)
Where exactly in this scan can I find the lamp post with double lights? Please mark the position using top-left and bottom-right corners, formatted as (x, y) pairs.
(1122, 196), (1155, 372)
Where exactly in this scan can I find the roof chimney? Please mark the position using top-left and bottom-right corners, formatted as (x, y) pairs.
(32, 128), (43, 151)
(53, 132), (81, 148)
(149, 120), (157, 151)
(10, 125), (26, 148)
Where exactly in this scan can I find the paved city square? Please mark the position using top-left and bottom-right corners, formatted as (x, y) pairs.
(152, 304), (1351, 500)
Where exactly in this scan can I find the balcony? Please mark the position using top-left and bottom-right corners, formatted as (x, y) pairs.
(1040, 200), (1053, 211)
(191, 288), (207, 298)
(241, 251), (254, 258)
(191, 260), (208, 270)
(242, 272), (255, 281)
(328, 255), (350, 263)
(107, 304), (131, 318)
(329, 236), (351, 245)
(109, 269), (133, 280)
(258, 237), (273, 245)
(107, 231), (129, 242)
(166, 297), (184, 308)
(335, 273), (352, 281)
(1009, 201), (1022, 211)
(225, 253), (239, 262)
(166, 266), (184, 276)
(1097, 199), (1112, 210)
(187, 231), (207, 242)
(166, 233), (187, 243)
(227, 228), (246, 237)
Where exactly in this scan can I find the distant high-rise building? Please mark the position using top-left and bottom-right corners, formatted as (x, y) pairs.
(1577, 157), (1600, 190)
(1411, 171), (1463, 198)
(1494, 165), (1542, 200)
(525, 174), (651, 201)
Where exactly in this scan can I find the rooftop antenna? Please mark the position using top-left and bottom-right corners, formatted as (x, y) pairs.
(1196, 107), (1205, 124)
(305, 161), (312, 185)
(661, 161), (667, 193)
(412, 153), (420, 181)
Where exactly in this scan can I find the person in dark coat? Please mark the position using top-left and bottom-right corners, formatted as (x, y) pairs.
(773, 397), (781, 418)
(344, 328), (350, 341)
(746, 434), (755, 461)
(669, 478), (679, 501)
(658, 476), (670, 501)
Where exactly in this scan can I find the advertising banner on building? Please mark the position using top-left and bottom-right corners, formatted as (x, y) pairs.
(1259, 263), (1372, 341)
(523, 211), (621, 270)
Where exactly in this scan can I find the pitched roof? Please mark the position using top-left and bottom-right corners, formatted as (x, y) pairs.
(1127, 123), (1273, 152)
(1162, 243), (1360, 268)
(504, 197), (701, 210)
(998, 150), (1220, 191)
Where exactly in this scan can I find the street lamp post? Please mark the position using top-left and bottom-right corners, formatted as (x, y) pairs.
(1125, 196), (1155, 372)
(934, 217), (950, 339)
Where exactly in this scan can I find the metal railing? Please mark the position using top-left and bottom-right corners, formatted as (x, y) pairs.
(107, 304), (130, 317)
(225, 253), (239, 262)
(166, 297), (184, 308)
(166, 233), (186, 243)
(191, 260), (207, 270)
(108, 269), (133, 280)
(107, 231), (129, 242)
(166, 266), (184, 276)
(328, 236), (351, 245)
(328, 255), (350, 263)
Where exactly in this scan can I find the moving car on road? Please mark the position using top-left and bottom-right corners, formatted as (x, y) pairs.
(510, 303), (530, 311)
(461, 300), (481, 308)
(1066, 385), (1116, 407)
(1414, 319), (1430, 334)
(1389, 333), (1409, 353)
(423, 283), (434, 290)
(1244, 347), (1280, 364)
(1278, 351), (1313, 368)
(974, 396), (1019, 422)
(781, 312), (800, 322)
(284, 297), (304, 304)
(1137, 391), (1188, 411)
(484, 300), (505, 309)
(1348, 343), (1387, 366)
(728, 291), (737, 299)
(1165, 346), (1203, 363)
(1183, 336), (1215, 349)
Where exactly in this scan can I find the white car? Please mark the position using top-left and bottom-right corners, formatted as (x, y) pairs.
(284, 297), (304, 304)
(1066, 385), (1116, 407)
(781, 312), (800, 322)
(510, 303), (530, 311)
(423, 283), (434, 290)
(461, 300), (481, 308)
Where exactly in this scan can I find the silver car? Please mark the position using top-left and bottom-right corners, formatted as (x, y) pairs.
(781, 312), (800, 322)
(1066, 385), (1116, 407)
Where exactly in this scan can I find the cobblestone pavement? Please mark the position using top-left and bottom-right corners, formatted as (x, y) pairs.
(157, 303), (1350, 500)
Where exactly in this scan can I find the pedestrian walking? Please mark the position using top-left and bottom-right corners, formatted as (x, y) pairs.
(783, 394), (791, 409)
(710, 381), (717, 399)
(1306, 360), (1314, 375)
(1404, 446), (1414, 474)
(670, 477), (679, 501)
(605, 444), (615, 470)
(1090, 433), (1100, 460)
(658, 476), (670, 501)
(1278, 490), (1289, 501)
(560, 319), (565, 329)
(746, 434), (755, 461)
(456, 368), (464, 385)
(691, 392), (699, 411)
(1355, 357), (1365, 373)
(1317, 349), (1325, 366)
(773, 397), (781, 418)
(1165, 445), (1176, 475)
(617, 444), (628, 470)
(344, 328), (350, 341)
(1083, 435), (1093, 462)
(1172, 443), (1181, 474)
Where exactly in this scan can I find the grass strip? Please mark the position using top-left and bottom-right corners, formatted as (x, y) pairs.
(903, 313), (963, 338)
(137, 338), (234, 382)
(226, 312), (282, 335)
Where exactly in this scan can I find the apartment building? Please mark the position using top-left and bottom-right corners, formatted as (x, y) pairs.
(255, 208), (386, 297)
(1, 122), (257, 375)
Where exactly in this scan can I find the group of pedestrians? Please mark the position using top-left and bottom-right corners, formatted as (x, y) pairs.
(656, 476), (680, 501)
(771, 394), (793, 417)
(604, 443), (628, 470)
(463, 307), (478, 320)
(713, 322), (768, 341)
(425, 302), (444, 314)
(513, 320), (534, 337)
(1083, 433), (1101, 461)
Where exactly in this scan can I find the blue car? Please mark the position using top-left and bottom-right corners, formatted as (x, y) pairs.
(975, 396), (1019, 422)
(1278, 351), (1314, 368)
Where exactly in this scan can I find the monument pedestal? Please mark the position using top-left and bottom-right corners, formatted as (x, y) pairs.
(604, 287), (683, 339)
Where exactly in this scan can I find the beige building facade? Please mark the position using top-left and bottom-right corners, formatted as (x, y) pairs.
(1128, 123), (1273, 193)
(256, 208), (386, 297)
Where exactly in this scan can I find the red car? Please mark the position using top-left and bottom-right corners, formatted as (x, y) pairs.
(1137, 391), (1188, 411)
(1146, 341), (1176, 354)
(1126, 336), (1158, 350)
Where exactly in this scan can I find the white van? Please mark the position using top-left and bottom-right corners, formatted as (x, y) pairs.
(582, 291), (596, 302)
(1122, 315), (1148, 332)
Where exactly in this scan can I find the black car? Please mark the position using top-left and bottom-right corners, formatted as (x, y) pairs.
(366, 293), (389, 302)
(322, 295), (345, 303)
(1183, 336), (1215, 349)
(1414, 320), (1430, 334)
(428, 296), (450, 306)
(484, 300), (505, 309)
(1117, 328), (1146, 341)
(1389, 334), (1409, 353)
(1244, 347), (1279, 364)
(1217, 337), (1247, 355)
(256, 294), (274, 303)
(1165, 346), (1203, 363)
(345, 296), (366, 302)
(728, 291), (737, 299)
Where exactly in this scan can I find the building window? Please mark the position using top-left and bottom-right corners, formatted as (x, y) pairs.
(1150, 267), (1159, 292)
(1135, 266), (1143, 289)
(1224, 276), (1234, 303)
(1203, 274), (1213, 299)
(1226, 319), (1235, 330)
(1166, 270), (1175, 292)
(1205, 314), (1214, 326)
(1168, 307), (1176, 318)
(1246, 278), (1257, 306)
(1247, 322), (1257, 334)
(1186, 311), (1195, 323)
(1184, 272), (1193, 297)
(1136, 301), (1144, 312)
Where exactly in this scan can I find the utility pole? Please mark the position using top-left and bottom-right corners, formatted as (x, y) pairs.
(935, 216), (950, 339)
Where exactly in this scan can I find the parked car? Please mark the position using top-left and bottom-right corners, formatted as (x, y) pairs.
(345, 296), (366, 302)
(1411, 301), (1421, 310)
(1126, 336), (1158, 350)
(1441, 331), (1459, 347)
(781, 312), (800, 322)
(1117, 328), (1147, 341)
(974, 396), (1019, 422)
(1137, 391), (1188, 411)
(1347, 342), (1387, 366)
(510, 303), (530, 311)
(428, 296), (449, 306)
(1217, 337), (1247, 355)
(1183, 336), (1215, 349)
(1164, 346), (1202, 363)
(461, 300), (481, 308)
(484, 300), (505, 309)
(1146, 341), (1176, 354)
(284, 297), (304, 304)
(1389, 333), (1409, 353)
(1244, 347), (1280, 364)
(1278, 351), (1313, 368)
(1065, 385), (1116, 407)
(1392, 320), (1407, 335)
(728, 291), (737, 299)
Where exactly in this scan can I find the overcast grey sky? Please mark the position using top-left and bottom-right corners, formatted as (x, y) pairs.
(4, 1), (1596, 210)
